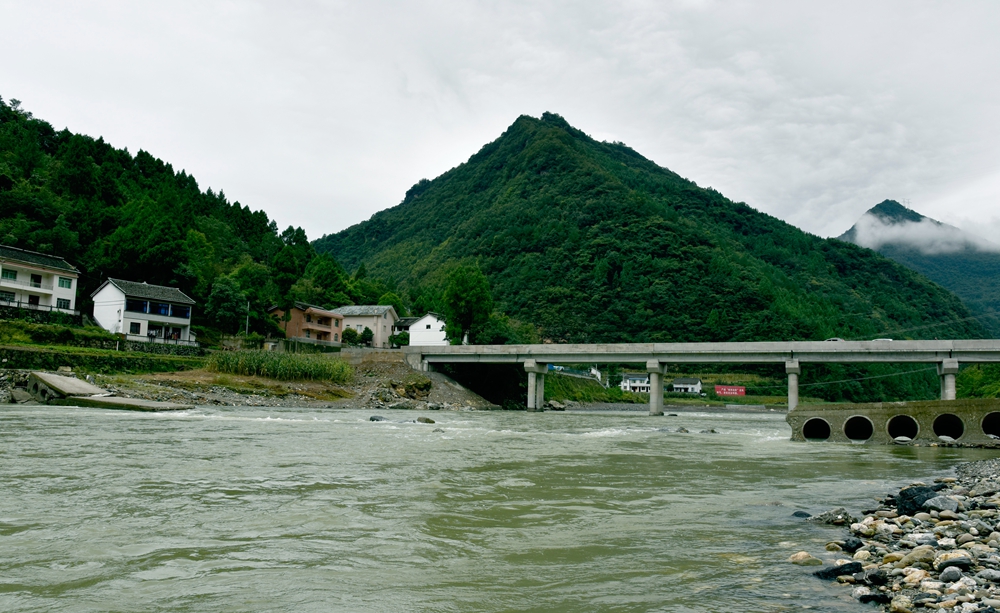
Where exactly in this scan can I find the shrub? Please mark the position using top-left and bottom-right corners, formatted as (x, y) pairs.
(207, 350), (352, 384)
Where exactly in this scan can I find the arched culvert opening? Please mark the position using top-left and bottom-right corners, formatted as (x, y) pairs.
(30, 382), (38, 394)
(844, 415), (874, 441)
(933, 413), (964, 440)
(887, 415), (919, 440)
(983, 412), (1000, 438)
(802, 418), (831, 441)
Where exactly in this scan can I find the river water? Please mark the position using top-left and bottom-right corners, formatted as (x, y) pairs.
(2, 406), (998, 612)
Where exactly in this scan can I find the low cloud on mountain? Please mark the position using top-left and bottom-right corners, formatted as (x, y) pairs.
(850, 214), (1000, 254)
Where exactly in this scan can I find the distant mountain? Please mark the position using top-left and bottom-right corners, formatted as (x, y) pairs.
(838, 200), (1000, 337)
(315, 113), (985, 349)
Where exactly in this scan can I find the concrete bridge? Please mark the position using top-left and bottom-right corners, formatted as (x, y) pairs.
(402, 340), (1000, 415)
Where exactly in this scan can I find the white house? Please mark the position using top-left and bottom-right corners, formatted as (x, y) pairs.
(91, 278), (197, 345)
(620, 373), (650, 393)
(0, 245), (79, 314)
(334, 305), (398, 348)
(672, 378), (703, 394)
(394, 312), (448, 346)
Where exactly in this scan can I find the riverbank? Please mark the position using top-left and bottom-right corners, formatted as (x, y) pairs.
(797, 457), (1000, 612)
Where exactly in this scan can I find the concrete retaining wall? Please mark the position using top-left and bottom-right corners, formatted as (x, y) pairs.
(786, 398), (1000, 445)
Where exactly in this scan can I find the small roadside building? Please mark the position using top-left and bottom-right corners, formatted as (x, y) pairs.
(0, 244), (79, 314)
(620, 373), (650, 393)
(334, 305), (399, 348)
(91, 278), (196, 344)
(393, 312), (448, 346)
(268, 302), (344, 344)
(672, 378), (703, 394)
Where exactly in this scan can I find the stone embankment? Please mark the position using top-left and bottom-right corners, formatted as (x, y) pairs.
(792, 459), (1000, 612)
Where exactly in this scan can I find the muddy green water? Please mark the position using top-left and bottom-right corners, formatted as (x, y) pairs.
(2, 406), (998, 612)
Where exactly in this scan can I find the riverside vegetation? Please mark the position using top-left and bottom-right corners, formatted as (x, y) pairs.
(207, 350), (352, 384)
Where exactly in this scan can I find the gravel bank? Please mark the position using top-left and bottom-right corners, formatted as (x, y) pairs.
(794, 458), (1000, 612)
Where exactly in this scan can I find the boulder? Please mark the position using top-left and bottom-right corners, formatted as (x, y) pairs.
(10, 389), (32, 403)
(897, 486), (938, 516)
(369, 415), (387, 422)
(416, 416), (436, 424)
(788, 551), (823, 566)
(808, 507), (857, 526)
(895, 545), (937, 568)
(791, 510), (811, 518)
(814, 561), (863, 580)
(939, 566), (963, 582)
(923, 496), (960, 513)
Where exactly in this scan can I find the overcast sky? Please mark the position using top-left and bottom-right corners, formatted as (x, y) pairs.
(2, 0), (998, 243)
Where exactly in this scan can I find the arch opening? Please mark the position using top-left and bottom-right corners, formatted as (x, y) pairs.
(983, 412), (1000, 438)
(802, 418), (831, 441)
(844, 416), (874, 441)
(933, 413), (964, 440)
(887, 415), (919, 440)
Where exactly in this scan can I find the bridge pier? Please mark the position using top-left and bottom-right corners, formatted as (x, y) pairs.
(524, 360), (548, 411)
(786, 360), (801, 411)
(939, 359), (959, 401)
(647, 360), (666, 415)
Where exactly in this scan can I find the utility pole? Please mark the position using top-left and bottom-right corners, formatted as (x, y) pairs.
(245, 301), (250, 336)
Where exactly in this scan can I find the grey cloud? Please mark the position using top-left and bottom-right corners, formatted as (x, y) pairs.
(850, 215), (1000, 255)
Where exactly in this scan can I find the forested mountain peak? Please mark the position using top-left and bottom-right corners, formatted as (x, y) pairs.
(314, 112), (986, 345)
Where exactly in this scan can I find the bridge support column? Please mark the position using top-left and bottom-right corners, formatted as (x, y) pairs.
(786, 360), (801, 411)
(939, 359), (959, 401)
(647, 360), (667, 416)
(524, 360), (548, 411)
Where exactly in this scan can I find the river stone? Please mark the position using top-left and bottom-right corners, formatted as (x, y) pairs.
(852, 586), (871, 599)
(416, 417), (435, 424)
(958, 533), (977, 545)
(842, 537), (864, 553)
(826, 542), (843, 551)
(940, 566), (964, 582)
(792, 510), (811, 518)
(814, 562), (863, 580)
(859, 594), (892, 605)
(938, 537), (957, 549)
(979, 569), (1000, 582)
(432, 428), (444, 433)
(896, 545), (937, 568)
(676, 427), (689, 433)
(852, 550), (871, 561)
(369, 415), (387, 421)
(984, 598), (1000, 607)
(898, 486), (939, 516)
(809, 507), (857, 526)
(902, 569), (929, 587)
(889, 595), (913, 613)
(789, 551), (823, 566)
(934, 550), (974, 571)
(883, 552), (905, 563)
(925, 496), (960, 513)
(913, 512), (933, 521)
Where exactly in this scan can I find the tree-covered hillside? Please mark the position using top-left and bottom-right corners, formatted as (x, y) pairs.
(315, 112), (986, 344)
(0, 97), (395, 338)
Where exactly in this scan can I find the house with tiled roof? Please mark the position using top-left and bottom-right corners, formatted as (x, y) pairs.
(267, 302), (344, 344)
(393, 312), (448, 346)
(333, 304), (398, 348)
(91, 278), (197, 345)
(0, 244), (79, 314)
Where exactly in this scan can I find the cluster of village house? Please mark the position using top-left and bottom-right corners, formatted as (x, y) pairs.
(0, 244), (450, 348)
(619, 373), (704, 394)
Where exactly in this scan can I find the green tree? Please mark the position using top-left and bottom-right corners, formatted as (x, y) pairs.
(205, 276), (247, 334)
(341, 327), (359, 346)
(360, 326), (374, 346)
(377, 292), (406, 318)
(442, 264), (494, 343)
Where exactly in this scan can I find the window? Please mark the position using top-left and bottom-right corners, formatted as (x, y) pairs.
(306, 314), (312, 323)
(357, 325), (363, 331)
(129, 322), (141, 334)
(125, 299), (147, 313)
(56, 298), (71, 310)
(305, 330), (311, 338)
(170, 305), (190, 319)
(334, 320), (339, 328)
(0, 291), (14, 302)
(1, 270), (16, 281)
(28, 295), (39, 306)
(58, 277), (72, 289)
(152, 302), (170, 316)
(426, 324), (431, 329)
(334, 333), (339, 341)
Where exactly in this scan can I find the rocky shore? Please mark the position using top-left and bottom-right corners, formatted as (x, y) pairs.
(793, 458), (1000, 612)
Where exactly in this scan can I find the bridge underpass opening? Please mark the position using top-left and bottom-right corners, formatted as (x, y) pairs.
(844, 416), (874, 442)
(983, 413), (1000, 438)
(802, 418), (831, 441)
(888, 415), (919, 439)
(933, 414), (964, 439)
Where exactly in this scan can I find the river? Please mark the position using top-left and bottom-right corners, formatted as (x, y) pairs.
(2, 405), (997, 612)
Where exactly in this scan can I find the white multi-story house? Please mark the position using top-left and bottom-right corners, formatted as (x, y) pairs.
(672, 378), (703, 394)
(0, 245), (79, 314)
(620, 373), (650, 393)
(91, 278), (197, 345)
(393, 312), (448, 346)
(334, 305), (398, 348)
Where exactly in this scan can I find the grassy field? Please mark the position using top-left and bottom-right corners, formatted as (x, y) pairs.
(207, 350), (353, 384)
(0, 344), (205, 373)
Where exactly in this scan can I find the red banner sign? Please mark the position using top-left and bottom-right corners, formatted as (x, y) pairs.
(715, 385), (746, 396)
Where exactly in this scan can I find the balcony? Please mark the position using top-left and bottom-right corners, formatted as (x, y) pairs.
(0, 277), (54, 292)
(0, 298), (78, 316)
(125, 334), (199, 347)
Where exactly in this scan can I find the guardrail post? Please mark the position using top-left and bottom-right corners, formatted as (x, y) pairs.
(647, 360), (667, 416)
(939, 359), (959, 401)
(786, 360), (801, 410)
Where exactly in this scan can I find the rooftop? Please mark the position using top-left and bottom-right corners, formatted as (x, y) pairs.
(334, 305), (396, 317)
(95, 278), (196, 304)
(0, 244), (78, 273)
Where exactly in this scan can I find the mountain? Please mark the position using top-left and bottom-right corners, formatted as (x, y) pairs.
(838, 200), (1000, 337)
(315, 112), (986, 346)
